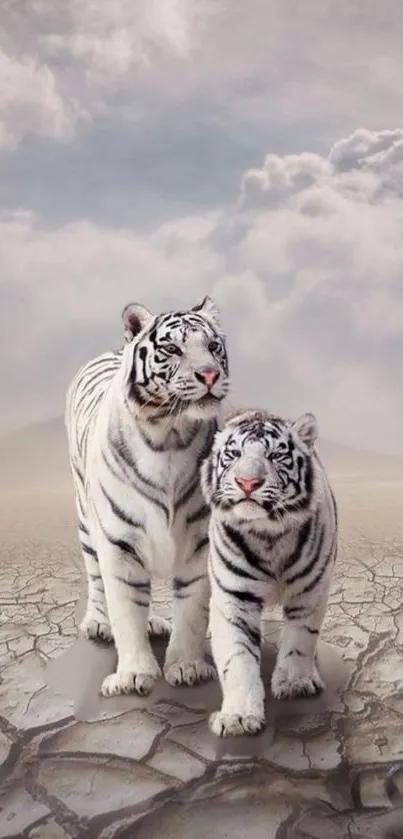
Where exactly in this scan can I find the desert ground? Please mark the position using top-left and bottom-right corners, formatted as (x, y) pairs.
(1, 418), (403, 838)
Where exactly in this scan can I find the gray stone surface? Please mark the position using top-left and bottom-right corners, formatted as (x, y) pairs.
(0, 732), (11, 770)
(1, 476), (403, 837)
(0, 788), (50, 839)
(36, 757), (176, 818)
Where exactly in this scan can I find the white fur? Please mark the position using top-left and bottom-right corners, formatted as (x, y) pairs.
(65, 299), (227, 696)
(202, 410), (338, 737)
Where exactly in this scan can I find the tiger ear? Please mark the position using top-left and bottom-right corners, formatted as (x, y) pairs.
(291, 413), (318, 450)
(192, 295), (221, 325)
(201, 453), (217, 505)
(122, 303), (153, 343)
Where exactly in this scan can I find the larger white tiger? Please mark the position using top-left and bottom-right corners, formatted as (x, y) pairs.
(201, 409), (338, 737)
(65, 297), (229, 697)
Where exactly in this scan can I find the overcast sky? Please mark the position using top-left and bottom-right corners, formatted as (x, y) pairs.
(2, 0), (403, 453)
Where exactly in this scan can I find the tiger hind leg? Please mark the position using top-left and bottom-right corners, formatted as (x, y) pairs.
(271, 597), (328, 700)
(78, 518), (113, 643)
(79, 522), (171, 645)
(74, 487), (171, 645)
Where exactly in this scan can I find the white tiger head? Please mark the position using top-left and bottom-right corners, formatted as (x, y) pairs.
(120, 296), (229, 421)
(201, 409), (319, 523)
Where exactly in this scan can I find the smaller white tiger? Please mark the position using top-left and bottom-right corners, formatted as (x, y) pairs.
(201, 409), (338, 737)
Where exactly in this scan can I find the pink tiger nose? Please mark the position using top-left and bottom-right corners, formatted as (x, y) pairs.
(235, 477), (263, 496)
(195, 367), (220, 390)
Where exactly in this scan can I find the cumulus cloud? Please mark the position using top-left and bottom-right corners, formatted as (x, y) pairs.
(0, 0), (218, 148)
(218, 129), (403, 449)
(0, 46), (78, 150)
(0, 208), (225, 428)
(2, 0), (403, 149)
(44, 0), (216, 75)
(2, 128), (403, 455)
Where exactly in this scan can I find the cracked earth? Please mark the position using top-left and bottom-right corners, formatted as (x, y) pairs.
(1, 469), (403, 838)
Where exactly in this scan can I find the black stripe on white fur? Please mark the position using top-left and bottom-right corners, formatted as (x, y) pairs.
(65, 296), (228, 696)
(201, 408), (338, 738)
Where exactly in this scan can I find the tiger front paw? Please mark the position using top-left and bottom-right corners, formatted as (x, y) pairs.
(81, 613), (113, 643)
(271, 662), (324, 700)
(209, 710), (265, 738)
(164, 659), (217, 687)
(101, 654), (162, 697)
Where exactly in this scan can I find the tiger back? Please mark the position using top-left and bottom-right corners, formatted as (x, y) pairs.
(65, 296), (229, 699)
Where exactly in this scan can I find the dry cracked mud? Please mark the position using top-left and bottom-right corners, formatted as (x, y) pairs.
(1, 468), (403, 838)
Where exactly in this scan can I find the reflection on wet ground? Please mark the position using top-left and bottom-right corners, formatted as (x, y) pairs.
(1, 474), (403, 838)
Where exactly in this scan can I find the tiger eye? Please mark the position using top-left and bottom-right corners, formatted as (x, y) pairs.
(165, 343), (182, 356)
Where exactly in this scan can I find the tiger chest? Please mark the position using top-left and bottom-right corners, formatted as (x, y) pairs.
(137, 450), (203, 577)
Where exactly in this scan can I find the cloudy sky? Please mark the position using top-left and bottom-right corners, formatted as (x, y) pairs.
(2, 0), (403, 453)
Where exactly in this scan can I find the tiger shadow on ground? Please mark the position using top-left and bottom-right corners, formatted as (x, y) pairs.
(47, 598), (350, 762)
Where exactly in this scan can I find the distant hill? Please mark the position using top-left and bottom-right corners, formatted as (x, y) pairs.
(0, 416), (71, 490)
(0, 414), (402, 492)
